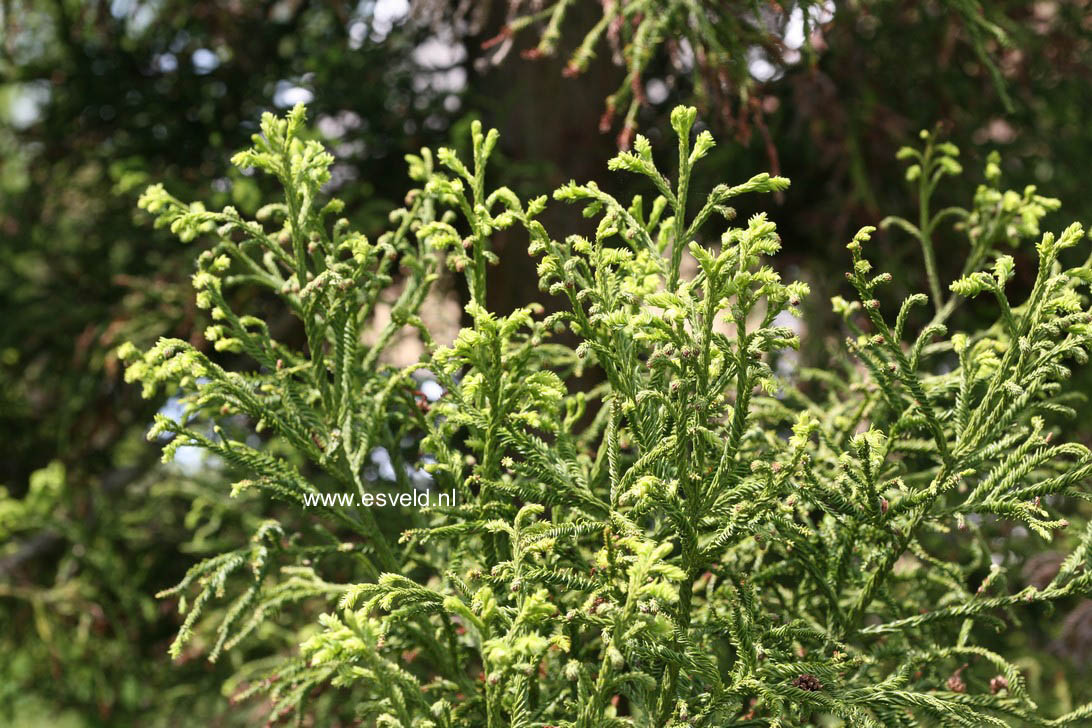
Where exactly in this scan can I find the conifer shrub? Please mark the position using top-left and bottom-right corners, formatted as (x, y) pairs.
(121, 104), (1092, 726)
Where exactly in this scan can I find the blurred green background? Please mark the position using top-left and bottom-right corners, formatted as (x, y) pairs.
(2, 1), (1091, 725)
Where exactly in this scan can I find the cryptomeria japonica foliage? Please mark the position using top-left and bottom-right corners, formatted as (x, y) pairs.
(484, 1), (1014, 147)
(121, 105), (1092, 726)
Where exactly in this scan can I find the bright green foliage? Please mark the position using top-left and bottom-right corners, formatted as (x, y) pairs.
(881, 130), (1062, 323)
(124, 105), (1092, 726)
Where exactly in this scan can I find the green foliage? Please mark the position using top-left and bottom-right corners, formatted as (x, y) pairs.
(124, 105), (1092, 726)
(491, 0), (1014, 145)
(1, 6), (459, 718)
(881, 130), (1062, 322)
(0, 456), (258, 726)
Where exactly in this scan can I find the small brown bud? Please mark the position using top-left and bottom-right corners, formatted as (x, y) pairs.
(989, 675), (1009, 694)
(791, 674), (822, 691)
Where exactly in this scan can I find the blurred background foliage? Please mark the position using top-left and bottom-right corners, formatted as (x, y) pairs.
(1, 0), (1090, 725)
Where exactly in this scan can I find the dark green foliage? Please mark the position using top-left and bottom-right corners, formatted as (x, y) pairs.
(491, 1), (1014, 147)
(124, 105), (1092, 726)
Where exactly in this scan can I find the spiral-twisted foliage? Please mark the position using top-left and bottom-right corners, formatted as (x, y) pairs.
(122, 105), (1092, 726)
